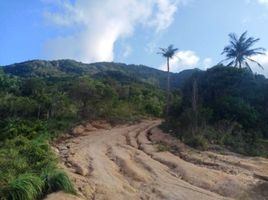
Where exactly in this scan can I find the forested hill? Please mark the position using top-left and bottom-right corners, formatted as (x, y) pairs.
(1, 59), (198, 89)
(167, 65), (268, 156)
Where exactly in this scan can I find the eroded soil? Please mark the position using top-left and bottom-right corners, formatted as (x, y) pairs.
(48, 120), (268, 200)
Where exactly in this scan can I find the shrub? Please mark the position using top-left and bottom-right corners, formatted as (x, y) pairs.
(0, 119), (47, 141)
(156, 143), (171, 152)
(185, 134), (208, 150)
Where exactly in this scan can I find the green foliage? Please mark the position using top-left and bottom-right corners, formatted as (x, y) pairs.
(1, 173), (43, 200)
(42, 170), (76, 195)
(185, 134), (208, 150)
(0, 134), (60, 199)
(0, 60), (166, 199)
(166, 65), (268, 156)
(158, 45), (178, 59)
(0, 119), (47, 141)
(221, 31), (265, 69)
(0, 136), (56, 177)
(3, 60), (195, 90)
(0, 135), (76, 199)
(218, 96), (258, 128)
(156, 143), (171, 152)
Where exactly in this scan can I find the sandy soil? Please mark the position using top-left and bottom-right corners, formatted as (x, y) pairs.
(47, 120), (268, 200)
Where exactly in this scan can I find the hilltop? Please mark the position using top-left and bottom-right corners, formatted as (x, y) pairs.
(2, 59), (199, 90)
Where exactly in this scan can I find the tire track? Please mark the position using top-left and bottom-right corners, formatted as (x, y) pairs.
(54, 120), (267, 200)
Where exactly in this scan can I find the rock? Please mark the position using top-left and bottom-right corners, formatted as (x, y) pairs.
(91, 120), (112, 130)
(66, 162), (71, 167)
(254, 173), (268, 181)
(84, 123), (98, 132)
(70, 150), (76, 155)
(61, 149), (69, 155)
(72, 125), (85, 136)
(69, 160), (89, 176)
(59, 146), (68, 151)
(51, 146), (60, 154)
(44, 192), (83, 200)
(75, 165), (88, 176)
(83, 185), (95, 199)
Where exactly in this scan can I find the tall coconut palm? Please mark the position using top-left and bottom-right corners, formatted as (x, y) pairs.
(221, 31), (266, 70)
(158, 44), (178, 116)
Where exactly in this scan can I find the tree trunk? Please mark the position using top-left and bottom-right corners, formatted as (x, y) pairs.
(166, 57), (170, 117)
(192, 78), (198, 135)
(37, 105), (41, 119)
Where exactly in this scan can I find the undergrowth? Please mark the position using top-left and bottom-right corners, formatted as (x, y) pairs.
(0, 120), (77, 200)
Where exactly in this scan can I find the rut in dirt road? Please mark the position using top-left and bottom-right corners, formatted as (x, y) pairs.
(53, 120), (268, 200)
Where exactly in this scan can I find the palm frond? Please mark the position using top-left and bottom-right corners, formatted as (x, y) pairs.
(221, 31), (265, 70)
(247, 57), (264, 70)
(227, 60), (234, 66)
(245, 61), (253, 72)
(158, 44), (178, 58)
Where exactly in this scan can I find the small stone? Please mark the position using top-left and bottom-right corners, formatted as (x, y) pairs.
(72, 125), (85, 136)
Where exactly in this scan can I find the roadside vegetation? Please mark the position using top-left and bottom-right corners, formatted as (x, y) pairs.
(0, 70), (165, 199)
(0, 31), (267, 200)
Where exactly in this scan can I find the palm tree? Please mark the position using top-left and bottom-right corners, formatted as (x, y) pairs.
(221, 31), (266, 70)
(158, 44), (178, 115)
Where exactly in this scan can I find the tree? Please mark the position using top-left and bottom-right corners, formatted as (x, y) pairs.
(70, 77), (100, 118)
(158, 45), (178, 115)
(221, 31), (266, 70)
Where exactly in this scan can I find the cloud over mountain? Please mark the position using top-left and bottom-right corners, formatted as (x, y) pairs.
(42, 0), (186, 63)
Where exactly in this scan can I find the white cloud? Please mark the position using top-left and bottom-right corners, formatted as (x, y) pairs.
(148, 0), (178, 32)
(250, 51), (268, 77)
(42, 0), (185, 63)
(246, 0), (268, 5)
(160, 50), (213, 72)
(202, 58), (213, 69)
(160, 50), (198, 72)
(257, 0), (268, 5)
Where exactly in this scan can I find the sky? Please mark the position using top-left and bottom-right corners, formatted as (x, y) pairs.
(0, 0), (268, 76)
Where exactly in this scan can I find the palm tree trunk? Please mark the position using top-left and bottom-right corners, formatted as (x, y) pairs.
(192, 78), (198, 135)
(166, 57), (170, 117)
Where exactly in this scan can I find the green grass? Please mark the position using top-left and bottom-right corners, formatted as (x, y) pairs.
(155, 143), (171, 152)
(2, 173), (43, 200)
(0, 135), (76, 200)
(42, 170), (76, 195)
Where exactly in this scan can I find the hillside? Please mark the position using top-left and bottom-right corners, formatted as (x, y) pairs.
(2, 59), (198, 89)
(166, 65), (268, 156)
(1, 60), (268, 200)
(0, 60), (168, 199)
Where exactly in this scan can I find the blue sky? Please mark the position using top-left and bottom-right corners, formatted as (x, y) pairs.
(1, 0), (268, 76)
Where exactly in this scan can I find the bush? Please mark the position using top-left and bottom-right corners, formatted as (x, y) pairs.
(0, 119), (47, 141)
(185, 134), (208, 150)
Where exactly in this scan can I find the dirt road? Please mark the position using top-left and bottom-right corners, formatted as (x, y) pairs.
(52, 120), (268, 200)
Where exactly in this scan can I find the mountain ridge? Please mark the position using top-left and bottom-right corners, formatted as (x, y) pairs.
(1, 59), (201, 89)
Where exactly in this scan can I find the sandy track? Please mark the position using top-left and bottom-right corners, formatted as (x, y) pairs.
(53, 120), (268, 200)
